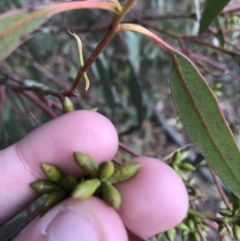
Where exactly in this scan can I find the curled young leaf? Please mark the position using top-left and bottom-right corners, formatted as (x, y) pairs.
(68, 31), (90, 91)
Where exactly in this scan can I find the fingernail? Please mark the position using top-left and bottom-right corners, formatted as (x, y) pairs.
(46, 210), (99, 241)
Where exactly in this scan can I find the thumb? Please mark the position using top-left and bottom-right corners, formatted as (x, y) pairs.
(13, 197), (127, 241)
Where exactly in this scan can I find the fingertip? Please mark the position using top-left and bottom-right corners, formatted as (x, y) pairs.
(19, 110), (119, 176)
(115, 157), (189, 238)
(13, 198), (127, 241)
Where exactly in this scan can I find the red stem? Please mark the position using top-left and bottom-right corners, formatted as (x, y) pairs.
(21, 92), (57, 119)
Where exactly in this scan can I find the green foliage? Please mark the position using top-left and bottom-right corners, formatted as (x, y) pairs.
(170, 50), (240, 198)
(0, 8), (52, 61)
(0, 2), (116, 62)
(199, 0), (230, 34)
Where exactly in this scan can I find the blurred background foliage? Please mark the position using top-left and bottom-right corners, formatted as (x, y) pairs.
(1, 0), (240, 162)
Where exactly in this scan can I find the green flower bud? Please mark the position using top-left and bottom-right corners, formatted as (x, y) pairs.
(191, 231), (201, 241)
(72, 178), (101, 199)
(44, 190), (67, 208)
(233, 200), (240, 210)
(172, 164), (179, 171)
(30, 180), (62, 194)
(62, 175), (77, 190)
(181, 230), (189, 241)
(186, 218), (195, 231)
(42, 163), (64, 184)
(234, 209), (240, 216)
(191, 215), (202, 224)
(74, 152), (98, 177)
(108, 162), (141, 184)
(233, 200), (240, 216)
(155, 233), (162, 240)
(62, 96), (74, 113)
(200, 224), (209, 233)
(175, 168), (188, 181)
(187, 188), (195, 197)
(172, 151), (188, 164)
(178, 162), (196, 171)
(98, 161), (115, 182)
(218, 224), (227, 236)
(218, 208), (232, 217)
(233, 224), (240, 241)
(172, 151), (181, 164)
(165, 228), (176, 241)
(187, 177), (196, 185)
(176, 222), (190, 232)
(101, 181), (121, 209)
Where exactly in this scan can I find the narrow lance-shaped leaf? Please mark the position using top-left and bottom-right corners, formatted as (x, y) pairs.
(117, 18), (240, 220)
(0, 2), (116, 62)
(95, 57), (115, 118)
(170, 49), (240, 198)
(214, 17), (225, 47)
(122, 61), (143, 135)
(68, 31), (90, 90)
(199, 0), (230, 34)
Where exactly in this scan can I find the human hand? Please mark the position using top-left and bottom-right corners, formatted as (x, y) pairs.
(0, 111), (188, 241)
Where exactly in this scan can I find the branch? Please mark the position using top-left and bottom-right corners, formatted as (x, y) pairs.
(223, 4), (240, 14)
(16, 93), (41, 127)
(118, 142), (140, 157)
(209, 167), (232, 210)
(21, 92), (57, 119)
(69, 0), (137, 94)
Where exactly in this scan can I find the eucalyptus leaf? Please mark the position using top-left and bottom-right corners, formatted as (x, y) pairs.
(214, 17), (225, 47)
(126, 62), (143, 133)
(170, 49), (240, 198)
(199, 0), (230, 34)
(95, 57), (115, 118)
(0, 2), (116, 62)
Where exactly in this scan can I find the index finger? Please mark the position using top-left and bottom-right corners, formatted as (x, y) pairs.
(0, 110), (118, 224)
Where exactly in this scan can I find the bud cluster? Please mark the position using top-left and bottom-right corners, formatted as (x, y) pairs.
(170, 151), (196, 182)
(155, 214), (208, 241)
(218, 200), (240, 240)
(30, 152), (141, 215)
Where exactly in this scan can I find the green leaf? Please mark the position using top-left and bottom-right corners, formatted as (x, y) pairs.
(95, 57), (115, 119)
(214, 17), (225, 47)
(121, 61), (143, 135)
(199, 0), (230, 34)
(0, 2), (116, 62)
(170, 49), (240, 198)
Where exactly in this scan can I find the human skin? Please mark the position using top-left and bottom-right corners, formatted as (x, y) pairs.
(0, 110), (189, 241)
